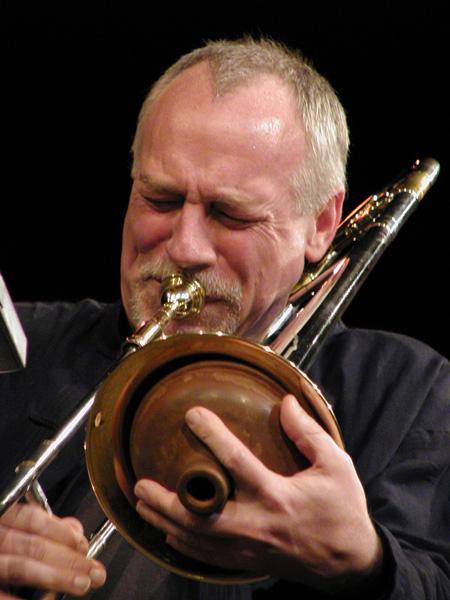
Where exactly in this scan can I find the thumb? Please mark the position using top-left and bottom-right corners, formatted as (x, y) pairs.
(280, 394), (339, 466)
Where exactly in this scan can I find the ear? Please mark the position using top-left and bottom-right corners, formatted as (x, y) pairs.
(305, 190), (344, 263)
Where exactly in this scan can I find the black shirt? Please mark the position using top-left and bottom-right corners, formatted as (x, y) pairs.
(1, 300), (449, 598)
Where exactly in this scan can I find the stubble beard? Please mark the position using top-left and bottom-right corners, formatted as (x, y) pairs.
(126, 257), (243, 336)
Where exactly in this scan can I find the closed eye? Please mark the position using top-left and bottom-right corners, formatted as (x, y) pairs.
(142, 197), (184, 212)
(140, 194), (258, 228)
(210, 206), (258, 229)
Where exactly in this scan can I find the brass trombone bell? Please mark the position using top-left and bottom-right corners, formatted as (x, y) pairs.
(86, 332), (344, 583)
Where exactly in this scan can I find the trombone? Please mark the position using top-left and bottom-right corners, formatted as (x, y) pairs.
(0, 158), (440, 584)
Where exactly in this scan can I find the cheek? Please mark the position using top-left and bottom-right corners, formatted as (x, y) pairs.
(244, 231), (306, 299)
(217, 233), (256, 282)
(123, 206), (172, 259)
(216, 234), (276, 320)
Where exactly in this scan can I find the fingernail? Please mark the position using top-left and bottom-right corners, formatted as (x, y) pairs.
(134, 482), (145, 498)
(286, 395), (302, 412)
(90, 566), (106, 587)
(73, 574), (90, 592)
(185, 408), (201, 427)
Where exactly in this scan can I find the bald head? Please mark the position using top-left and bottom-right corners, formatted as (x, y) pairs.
(132, 38), (349, 214)
(135, 61), (306, 207)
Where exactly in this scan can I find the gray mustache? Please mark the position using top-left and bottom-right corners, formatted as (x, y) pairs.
(138, 260), (242, 310)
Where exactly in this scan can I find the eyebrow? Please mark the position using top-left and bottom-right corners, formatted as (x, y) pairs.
(136, 174), (264, 212)
(137, 174), (181, 195)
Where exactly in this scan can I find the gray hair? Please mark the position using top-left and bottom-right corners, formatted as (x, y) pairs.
(132, 37), (349, 214)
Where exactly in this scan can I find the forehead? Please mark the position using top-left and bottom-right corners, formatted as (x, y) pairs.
(136, 63), (305, 199)
(143, 62), (303, 150)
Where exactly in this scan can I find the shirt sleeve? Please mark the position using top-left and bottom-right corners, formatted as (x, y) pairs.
(363, 358), (450, 599)
(301, 326), (450, 599)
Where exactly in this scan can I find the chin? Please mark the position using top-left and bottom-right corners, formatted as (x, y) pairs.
(162, 324), (223, 337)
(164, 308), (240, 337)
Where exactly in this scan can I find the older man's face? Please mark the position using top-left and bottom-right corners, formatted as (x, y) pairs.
(121, 62), (328, 340)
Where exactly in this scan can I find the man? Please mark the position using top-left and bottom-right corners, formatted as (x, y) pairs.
(0, 38), (449, 599)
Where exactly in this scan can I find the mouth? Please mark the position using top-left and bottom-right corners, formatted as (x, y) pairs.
(204, 296), (224, 304)
(143, 276), (227, 302)
(137, 272), (241, 320)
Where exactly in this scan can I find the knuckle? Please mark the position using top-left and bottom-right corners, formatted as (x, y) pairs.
(226, 445), (246, 471)
(0, 525), (21, 555)
(4, 556), (26, 586)
(27, 534), (47, 562)
(261, 487), (285, 513)
(0, 524), (8, 549)
(63, 517), (84, 537)
(66, 550), (87, 573)
(13, 503), (47, 534)
(334, 447), (355, 472)
(29, 507), (51, 535)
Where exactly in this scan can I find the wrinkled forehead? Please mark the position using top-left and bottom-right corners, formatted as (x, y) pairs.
(137, 62), (305, 170)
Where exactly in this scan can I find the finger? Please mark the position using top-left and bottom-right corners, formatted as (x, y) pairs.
(135, 480), (247, 539)
(0, 555), (93, 597)
(280, 395), (343, 467)
(40, 593), (57, 600)
(134, 480), (180, 521)
(61, 517), (85, 538)
(135, 500), (236, 568)
(136, 499), (232, 561)
(1, 505), (87, 553)
(185, 407), (271, 488)
(135, 481), (218, 532)
(0, 590), (23, 600)
(0, 524), (106, 588)
(136, 499), (192, 540)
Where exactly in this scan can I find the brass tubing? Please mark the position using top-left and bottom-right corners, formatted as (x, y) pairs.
(283, 158), (440, 368)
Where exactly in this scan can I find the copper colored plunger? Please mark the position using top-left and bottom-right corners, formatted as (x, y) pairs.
(128, 360), (310, 514)
(110, 334), (344, 520)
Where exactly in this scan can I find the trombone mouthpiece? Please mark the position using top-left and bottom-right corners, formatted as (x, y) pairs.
(123, 275), (205, 353)
(160, 274), (205, 319)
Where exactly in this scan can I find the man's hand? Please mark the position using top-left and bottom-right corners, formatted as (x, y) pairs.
(0, 503), (106, 598)
(134, 394), (383, 594)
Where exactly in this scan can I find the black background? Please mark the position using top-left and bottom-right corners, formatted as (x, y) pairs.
(1, 7), (449, 358)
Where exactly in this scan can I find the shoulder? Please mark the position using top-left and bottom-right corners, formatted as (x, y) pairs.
(16, 299), (123, 364)
(307, 323), (450, 477)
(16, 299), (118, 335)
(1, 300), (124, 434)
(309, 322), (449, 401)
(317, 322), (447, 373)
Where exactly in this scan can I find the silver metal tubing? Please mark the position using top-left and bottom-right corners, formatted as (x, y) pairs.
(0, 275), (205, 516)
(0, 388), (98, 516)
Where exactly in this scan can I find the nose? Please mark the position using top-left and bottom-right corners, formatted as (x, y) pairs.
(165, 203), (217, 270)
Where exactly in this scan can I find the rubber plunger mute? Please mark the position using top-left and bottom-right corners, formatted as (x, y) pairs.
(177, 461), (232, 515)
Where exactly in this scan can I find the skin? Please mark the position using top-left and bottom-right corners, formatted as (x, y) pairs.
(124, 62), (383, 593)
(0, 504), (106, 598)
